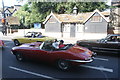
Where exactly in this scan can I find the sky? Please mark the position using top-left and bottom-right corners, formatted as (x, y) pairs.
(106, 0), (112, 6)
(0, 0), (111, 8)
(0, 0), (27, 8)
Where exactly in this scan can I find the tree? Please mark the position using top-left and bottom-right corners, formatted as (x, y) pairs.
(13, 2), (109, 28)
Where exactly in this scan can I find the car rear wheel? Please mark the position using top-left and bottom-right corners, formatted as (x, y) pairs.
(16, 53), (24, 61)
(56, 59), (70, 71)
(14, 40), (20, 46)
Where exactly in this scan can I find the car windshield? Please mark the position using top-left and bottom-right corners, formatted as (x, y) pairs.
(24, 32), (46, 38)
(98, 35), (120, 43)
(39, 41), (73, 51)
(25, 32), (33, 37)
(107, 35), (120, 42)
(35, 35), (46, 38)
(39, 42), (45, 49)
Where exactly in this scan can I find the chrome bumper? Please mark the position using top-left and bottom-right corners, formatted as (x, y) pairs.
(11, 51), (14, 54)
(67, 58), (93, 63)
(92, 52), (97, 56)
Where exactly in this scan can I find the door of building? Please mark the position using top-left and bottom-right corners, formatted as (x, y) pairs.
(70, 23), (76, 37)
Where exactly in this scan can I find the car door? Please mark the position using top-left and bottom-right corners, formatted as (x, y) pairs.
(22, 48), (50, 61)
(104, 41), (119, 53)
(79, 41), (101, 51)
(18, 37), (32, 43)
(28, 37), (45, 43)
(35, 49), (51, 61)
(18, 32), (34, 43)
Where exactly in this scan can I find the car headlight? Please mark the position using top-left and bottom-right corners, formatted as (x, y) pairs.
(11, 51), (14, 54)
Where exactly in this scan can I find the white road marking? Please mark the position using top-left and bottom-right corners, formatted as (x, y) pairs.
(80, 65), (113, 73)
(94, 57), (109, 61)
(9, 66), (59, 80)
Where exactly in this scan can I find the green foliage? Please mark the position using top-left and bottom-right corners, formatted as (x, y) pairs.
(13, 2), (109, 28)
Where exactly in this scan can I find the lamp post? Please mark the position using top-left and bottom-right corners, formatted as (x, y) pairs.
(1, 0), (7, 36)
(21, 16), (25, 36)
(2, 0), (5, 18)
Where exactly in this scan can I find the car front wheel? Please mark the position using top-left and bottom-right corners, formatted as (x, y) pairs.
(14, 40), (20, 46)
(16, 53), (24, 61)
(56, 59), (70, 71)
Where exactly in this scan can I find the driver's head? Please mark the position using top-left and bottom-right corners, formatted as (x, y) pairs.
(49, 40), (54, 43)
(112, 36), (117, 39)
(38, 32), (42, 35)
(54, 39), (58, 42)
(60, 40), (64, 44)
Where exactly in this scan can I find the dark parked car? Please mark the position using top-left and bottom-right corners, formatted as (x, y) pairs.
(77, 34), (120, 54)
(11, 41), (95, 70)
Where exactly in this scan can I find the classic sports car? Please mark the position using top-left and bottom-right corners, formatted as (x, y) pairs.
(77, 34), (120, 54)
(11, 41), (95, 70)
(0, 40), (5, 48)
(12, 32), (55, 46)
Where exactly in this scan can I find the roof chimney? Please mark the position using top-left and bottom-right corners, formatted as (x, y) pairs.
(73, 6), (78, 15)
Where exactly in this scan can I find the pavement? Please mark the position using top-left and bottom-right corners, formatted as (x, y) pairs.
(0, 34), (80, 44)
(1, 35), (13, 41)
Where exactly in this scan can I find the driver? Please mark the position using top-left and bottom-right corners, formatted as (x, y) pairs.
(110, 36), (117, 41)
(36, 32), (42, 38)
(52, 39), (59, 49)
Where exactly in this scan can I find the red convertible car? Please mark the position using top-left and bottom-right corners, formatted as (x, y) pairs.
(11, 41), (95, 70)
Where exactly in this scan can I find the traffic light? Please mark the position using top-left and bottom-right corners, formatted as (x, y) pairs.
(1, 18), (5, 24)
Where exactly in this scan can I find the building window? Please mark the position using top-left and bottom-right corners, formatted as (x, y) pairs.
(76, 24), (83, 32)
(63, 24), (70, 32)
(91, 16), (102, 22)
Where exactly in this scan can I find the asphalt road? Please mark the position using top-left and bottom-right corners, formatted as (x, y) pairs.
(1, 40), (120, 80)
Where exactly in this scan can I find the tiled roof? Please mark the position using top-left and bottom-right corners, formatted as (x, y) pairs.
(53, 11), (109, 23)
(112, 1), (120, 6)
(6, 16), (20, 25)
(4, 7), (15, 14)
(4, 7), (17, 14)
(43, 9), (110, 24)
(54, 12), (91, 23)
(101, 11), (110, 16)
(8, 8), (15, 13)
